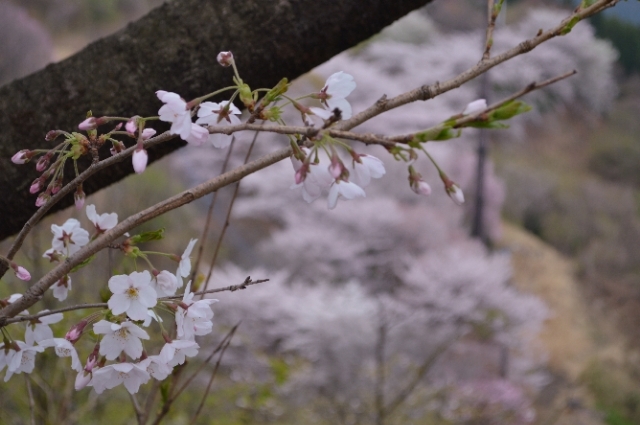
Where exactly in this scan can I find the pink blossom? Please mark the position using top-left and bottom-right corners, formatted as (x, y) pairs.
(11, 263), (31, 281)
(50, 218), (89, 256)
(412, 180), (432, 196)
(90, 362), (150, 394)
(125, 118), (137, 135)
(38, 338), (82, 372)
(25, 311), (63, 345)
(350, 154), (386, 188)
(78, 117), (97, 131)
(50, 275), (72, 301)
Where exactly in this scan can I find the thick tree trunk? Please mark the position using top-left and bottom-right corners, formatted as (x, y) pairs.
(0, 0), (431, 241)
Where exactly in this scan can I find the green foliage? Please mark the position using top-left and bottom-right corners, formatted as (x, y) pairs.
(590, 13), (640, 74)
(581, 360), (640, 425)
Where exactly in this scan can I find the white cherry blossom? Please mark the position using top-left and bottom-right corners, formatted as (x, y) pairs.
(160, 339), (199, 367)
(195, 101), (241, 148)
(315, 72), (356, 120)
(90, 362), (150, 394)
(349, 154), (386, 188)
(152, 270), (180, 297)
(176, 282), (218, 340)
(4, 341), (44, 382)
(38, 338), (82, 372)
(157, 90), (192, 140)
(138, 355), (172, 380)
(132, 148), (148, 173)
(93, 320), (150, 360)
(108, 271), (157, 321)
(86, 204), (118, 233)
(176, 239), (197, 278)
(50, 275), (72, 301)
(50, 218), (89, 257)
(25, 312), (63, 345)
(327, 180), (366, 210)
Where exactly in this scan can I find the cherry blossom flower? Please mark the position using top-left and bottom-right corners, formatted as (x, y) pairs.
(327, 180), (366, 210)
(50, 275), (72, 301)
(349, 154), (386, 188)
(157, 90), (192, 140)
(108, 271), (158, 321)
(38, 338), (82, 372)
(176, 282), (218, 340)
(50, 218), (89, 257)
(152, 270), (180, 297)
(90, 362), (150, 394)
(463, 98), (487, 115)
(138, 355), (172, 380)
(160, 339), (199, 367)
(86, 204), (118, 233)
(314, 72), (356, 120)
(176, 239), (197, 278)
(184, 122), (209, 146)
(132, 148), (148, 174)
(291, 154), (333, 203)
(93, 320), (150, 360)
(4, 341), (44, 382)
(25, 312), (63, 345)
(195, 101), (242, 148)
(0, 343), (17, 375)
(142, 310), (163, 328)
(125, 118), (137, 135)
(78, 117), (106, 130)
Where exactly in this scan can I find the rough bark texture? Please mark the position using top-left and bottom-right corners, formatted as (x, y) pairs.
(0, 0), (432, 241)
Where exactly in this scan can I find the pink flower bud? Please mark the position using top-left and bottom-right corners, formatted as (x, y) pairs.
(132, 148), (148, 174)
(141, 128), (156, 140)
(448, 184), (465, 205)
(411, 180), (432, 196)
(30, 178), (43, 194)
(11, 149), (31, 164)
(35, 155), (50, 172)
(110, 140), (126, 156)
(35, 192), (51, 207)
(125, 119), (137, 135)
(51, 179), (62, 195)
(78, 117), (97, 131)
(75, 371), (92, 390)
(45, 130), (62, 141)
(65, 320), (88, 344)
(11, 263), (31, 281)
(74, 186), (85, 209)
(217, 51), (234, 67)
(463, 99), (487, 115)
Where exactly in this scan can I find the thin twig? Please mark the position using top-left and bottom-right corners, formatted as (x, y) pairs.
(201, 130), (260, 298)
(483, 0), (506, 60)
(129, 392), (144, 425)
(190, 138), (236, 284)
(189, 324), (239, 425)
(3, 277), (268, 324)
(150, 324), (239, 425)
(25, 375), (36, 425)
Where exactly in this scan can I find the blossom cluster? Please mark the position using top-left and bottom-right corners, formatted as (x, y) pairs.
(1, 206), (218, 395)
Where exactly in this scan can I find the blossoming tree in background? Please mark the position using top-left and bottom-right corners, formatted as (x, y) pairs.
(0, 0), (625, 423)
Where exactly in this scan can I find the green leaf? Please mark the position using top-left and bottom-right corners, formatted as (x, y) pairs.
(264, 78), (289, 103)
(69, 254), (96, 273)
(467, 121), (510, 129)
(129, 228), (165, 244)
(411, 126), (461, 145)
(489, 100), (532, 121)
(270, 357), (290, 386)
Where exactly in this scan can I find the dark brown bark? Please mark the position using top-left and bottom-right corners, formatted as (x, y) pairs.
(0, 0), (432, 241)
